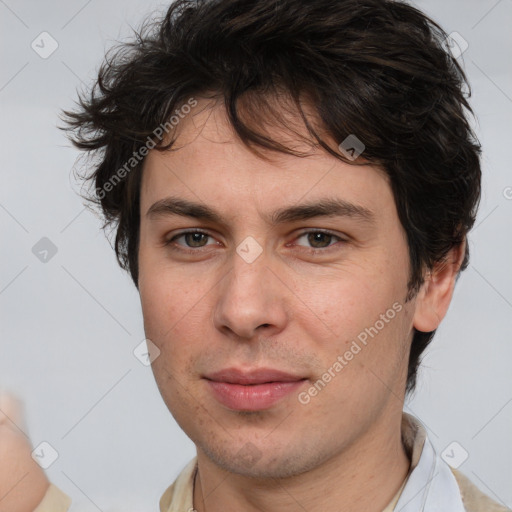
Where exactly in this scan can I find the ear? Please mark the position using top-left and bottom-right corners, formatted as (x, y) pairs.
(412, 240), (466, 333)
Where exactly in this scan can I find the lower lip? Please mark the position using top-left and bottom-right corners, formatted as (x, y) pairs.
(207, 380), (306, 411)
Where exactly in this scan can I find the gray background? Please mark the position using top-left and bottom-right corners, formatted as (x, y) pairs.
(1, 0), (511, 510)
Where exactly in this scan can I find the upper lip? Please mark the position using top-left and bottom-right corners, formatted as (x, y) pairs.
(204, 368), (306, 385)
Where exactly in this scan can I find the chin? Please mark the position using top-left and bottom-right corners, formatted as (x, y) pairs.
(198, 439), (327, 479)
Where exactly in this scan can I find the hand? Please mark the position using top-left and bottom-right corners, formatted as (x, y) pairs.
(0, 393), (50, 512)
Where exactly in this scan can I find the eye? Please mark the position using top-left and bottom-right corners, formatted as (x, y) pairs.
(294, 230), (344, 249)
(166, 230), (217, 249)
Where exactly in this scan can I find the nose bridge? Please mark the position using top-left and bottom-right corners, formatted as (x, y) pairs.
(213, 246), (287, 339)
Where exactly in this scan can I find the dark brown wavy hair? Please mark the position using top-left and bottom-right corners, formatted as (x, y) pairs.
(61, 0), (481, 394)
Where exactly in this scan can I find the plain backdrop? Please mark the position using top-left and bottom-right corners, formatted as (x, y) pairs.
(1, 0), (511, 510)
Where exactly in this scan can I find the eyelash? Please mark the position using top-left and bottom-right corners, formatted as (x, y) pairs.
(164, 229), (346, 254)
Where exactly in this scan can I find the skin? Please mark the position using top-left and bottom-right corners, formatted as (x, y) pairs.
(0, 394), (50, 512)
(138, 98), (464, 512)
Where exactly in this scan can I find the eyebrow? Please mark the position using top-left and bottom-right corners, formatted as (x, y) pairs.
(146, 196), (375, 225)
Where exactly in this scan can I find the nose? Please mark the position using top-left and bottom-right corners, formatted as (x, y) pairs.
(213, 249), (289, 341)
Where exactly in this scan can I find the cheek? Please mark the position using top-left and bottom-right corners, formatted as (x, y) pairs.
(290, 261), (404, 342)
(289, 258), (411, 393)
(139, 262), (214, 381)
(139, 255), (201, 335)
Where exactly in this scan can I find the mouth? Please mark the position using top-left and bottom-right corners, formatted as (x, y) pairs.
(203, 368), (308, 411)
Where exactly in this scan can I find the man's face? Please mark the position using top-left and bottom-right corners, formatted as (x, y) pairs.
(138, 99), (417, 478)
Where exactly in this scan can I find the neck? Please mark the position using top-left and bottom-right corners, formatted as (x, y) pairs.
(193, 411), (411, 512)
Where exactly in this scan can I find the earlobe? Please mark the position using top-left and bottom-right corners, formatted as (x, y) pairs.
(412, 240), (466, 333)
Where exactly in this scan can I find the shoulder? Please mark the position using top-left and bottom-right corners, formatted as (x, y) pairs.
(159, 481), (177, 512)
(451, 468), (511, 512)
(159, 458), (197, 512)
(33, 484), (72, 512)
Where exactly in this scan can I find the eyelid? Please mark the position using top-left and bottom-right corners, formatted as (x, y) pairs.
(164, 229), (218, 248)
(163, 228), (348, 252)
(290, 229), (347, 249)
(295, 228), (346, 239)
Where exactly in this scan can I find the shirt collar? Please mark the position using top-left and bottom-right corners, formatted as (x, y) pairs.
(395, 412), (466, 512)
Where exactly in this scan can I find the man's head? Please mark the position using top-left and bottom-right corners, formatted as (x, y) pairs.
(63, 0), (480, 478)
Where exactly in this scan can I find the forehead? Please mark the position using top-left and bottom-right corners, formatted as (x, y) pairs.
(140, 97), (392, 216)
(159, 94), (332, 158)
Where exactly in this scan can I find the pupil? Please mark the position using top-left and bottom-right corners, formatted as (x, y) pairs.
(186, 233), (206, 247)
(308, 232), (331, 248)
